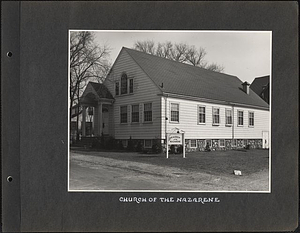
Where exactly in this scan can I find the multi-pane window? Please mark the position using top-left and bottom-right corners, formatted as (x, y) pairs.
(198, 106), (206, 124)
(131, 104), (139, 123)
(144, 139), (152, 148)
(129, 78), (134, 93)
(120, 106), (128, 123)
(144, 103), (152, 122)
(121, 73), (128, 94)
(190, 139), (197, 148)
(238, 110), (244, 126)
(212, 107), (220, 125)
(225, 109), (233, 125)
(170, 103), (179, 122)
(249, 111), (254, 127)
(219, 139), (225, 147)
(115, 82), (119, 96)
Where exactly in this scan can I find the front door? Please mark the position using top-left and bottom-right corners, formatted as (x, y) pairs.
(262, 131), (269, 149)
(102, 111), (109, 135)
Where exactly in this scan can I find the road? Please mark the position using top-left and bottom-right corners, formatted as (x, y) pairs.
(69, 152), (269, 192)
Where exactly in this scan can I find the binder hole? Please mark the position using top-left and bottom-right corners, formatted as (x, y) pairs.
(7, 52), (13, 57)
(7, 176), (13, 182)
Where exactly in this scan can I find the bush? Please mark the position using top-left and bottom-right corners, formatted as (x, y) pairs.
(127, 136), (134, 151)
(104, 136), (117, 149)
(118, 140), (124, 150)
(136, 141), (143, 152)
(152, 143), (162, 154)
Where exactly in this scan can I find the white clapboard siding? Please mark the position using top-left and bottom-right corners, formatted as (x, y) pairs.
(104, 49), (162, 139)
(161, 96), (270, 139)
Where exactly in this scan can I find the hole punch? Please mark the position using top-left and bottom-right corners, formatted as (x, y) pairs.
(7, 51), (13, 57)
(7, 176), (13, 182)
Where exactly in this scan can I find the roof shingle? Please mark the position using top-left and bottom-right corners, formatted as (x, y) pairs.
(123, 47), (269, 109)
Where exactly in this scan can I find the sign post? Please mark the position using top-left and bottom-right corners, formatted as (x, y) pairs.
(166, 131), (185, 159)
(166, 134), (169, 159)
(182, 133), (185, 158)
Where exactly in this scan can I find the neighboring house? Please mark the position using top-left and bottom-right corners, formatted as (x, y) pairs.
(78, 47), (270, 150)
(250, 75), (270, 104)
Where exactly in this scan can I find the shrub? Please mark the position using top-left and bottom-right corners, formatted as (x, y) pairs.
(127, 136), (134, 151)
(136, 141), (143, 152)
(118, 140), (124, 150)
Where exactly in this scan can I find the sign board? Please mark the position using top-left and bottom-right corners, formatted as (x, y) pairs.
(168, 133), (182, 145)
(166, 132), (185, 159)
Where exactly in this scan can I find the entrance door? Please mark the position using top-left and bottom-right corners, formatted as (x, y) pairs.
(262, 131), (269, 149)
(102, 111), (109, 135)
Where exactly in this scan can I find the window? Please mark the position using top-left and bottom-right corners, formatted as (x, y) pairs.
(121, 140), (128, 148)
(144, 103), (152, 122)
(129, 78), (134, 93)
(120, 106), (128, 123)
(115, 82), (119, 96)
(212, 107), (220, 125)
(249, 111), (254, 127)
(225, 109), (233, 125)
(131, 104), (139, 123)
(190, 139), (197, 148)
(198, 106), (206, 124)
(144, 139), (152, 148)
(238, 110), (244, 126)
(170, 103), (179, 122)
(219, 139), (225, 147)
(121, 73), (128, 94)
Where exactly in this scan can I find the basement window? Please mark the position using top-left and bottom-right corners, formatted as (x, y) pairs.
(144, 139), (152, 148)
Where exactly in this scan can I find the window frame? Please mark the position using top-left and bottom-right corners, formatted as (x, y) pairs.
(144, 139), (152, 148)
(129, 78), (134, 94)
(143, 102), (153, 123)
(131, 104), (139, 123)
(190, 139), (197, 148)
(237, 110), (244, 126)
(120, 73), (128, 95)
(198, 105), (206, 124)
(115, 81), (120, 96)
(120, 105), (128, 124)
(170, 102), (180, 123)
(225, 108), (233, 126)
(219, 139), (225, 147)
(248, 111), (254, 127)
(212, 107), (220, 126)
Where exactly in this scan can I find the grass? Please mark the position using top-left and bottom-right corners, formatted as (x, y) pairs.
(71, 148), (269, 177)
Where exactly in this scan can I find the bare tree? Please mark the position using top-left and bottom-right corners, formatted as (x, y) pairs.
(133, 40), (224, 72)
(70, 31), (111, 140)
(205, 63), (225, 72)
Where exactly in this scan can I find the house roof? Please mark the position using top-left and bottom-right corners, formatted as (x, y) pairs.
(89, 82), (114, 100)
(250, 75), (270, 96)
(123, 47), (269, 109)
(80, 82), (114, 105)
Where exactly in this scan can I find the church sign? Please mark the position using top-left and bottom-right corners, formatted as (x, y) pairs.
(168, 134), (183, 145)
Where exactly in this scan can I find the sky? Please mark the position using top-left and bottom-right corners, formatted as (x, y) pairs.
(91, 30), (271, 84)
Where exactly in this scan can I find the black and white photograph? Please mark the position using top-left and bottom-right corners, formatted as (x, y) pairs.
(68, 30), (271, 192)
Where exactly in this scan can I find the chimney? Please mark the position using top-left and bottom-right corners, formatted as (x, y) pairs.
(242, 81), (250, 94)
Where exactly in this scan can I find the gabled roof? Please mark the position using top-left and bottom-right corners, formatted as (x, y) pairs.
(250, 75), (270, 96)
(123, 47), (269, 109)
(89, 82), (114, 99)
(80, 82), (114, 105)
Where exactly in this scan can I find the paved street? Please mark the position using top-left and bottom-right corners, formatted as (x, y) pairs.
(69, 151), (269, 192)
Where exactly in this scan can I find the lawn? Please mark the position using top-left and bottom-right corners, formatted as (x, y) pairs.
(71, 148), (270, 177)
